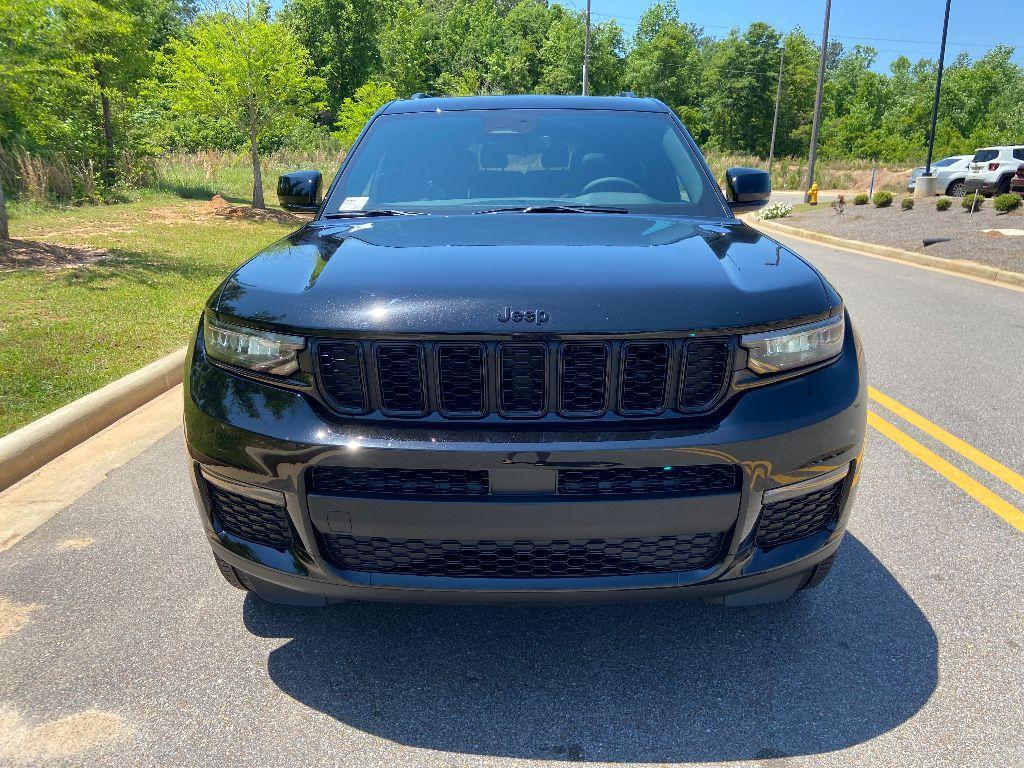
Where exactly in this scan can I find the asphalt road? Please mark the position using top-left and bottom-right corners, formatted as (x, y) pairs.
(2, 235), (1023, 767)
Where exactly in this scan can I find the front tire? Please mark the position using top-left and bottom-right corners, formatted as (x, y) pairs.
(996, 176), (1012, 195)
(800, 550), (838, 590)
(213, 552), (251, 590)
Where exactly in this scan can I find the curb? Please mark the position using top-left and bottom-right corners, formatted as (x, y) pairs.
(751, 218), (1024, 289)
(0, 347), (187, 492)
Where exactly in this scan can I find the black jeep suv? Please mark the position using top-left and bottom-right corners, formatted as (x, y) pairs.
(185, 95), (865, 606)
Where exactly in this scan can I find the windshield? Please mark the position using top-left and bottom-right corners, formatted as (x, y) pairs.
(324, 108), (727, 217)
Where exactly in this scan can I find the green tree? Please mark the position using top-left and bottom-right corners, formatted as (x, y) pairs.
(157, 3), (326, 207)
(376, 0), (437, 97)
(334, 81), (397, 148)
(623, 2), (703, 111)
(703, 22), (782, 154)
(538, 7), (623, 95)
(279, 0), (382, 115)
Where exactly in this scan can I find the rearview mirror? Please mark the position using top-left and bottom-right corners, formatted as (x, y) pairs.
(277, 170), (323, 212)
(724, 167), (771, 214)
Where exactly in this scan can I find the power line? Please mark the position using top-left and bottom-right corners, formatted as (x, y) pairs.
(557, 3), (1014, 52)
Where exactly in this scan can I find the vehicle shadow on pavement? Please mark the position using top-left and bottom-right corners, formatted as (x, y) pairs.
(243, 535), (937, 763)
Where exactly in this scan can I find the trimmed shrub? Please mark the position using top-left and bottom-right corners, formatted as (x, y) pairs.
(901, 197), (914, 210)
(936, 197), (952, 211)
(873, 190), (894, 208)
(853, 193), (869, 205)
(994, 192), (1022, 213)
(962, 192), (985, 212)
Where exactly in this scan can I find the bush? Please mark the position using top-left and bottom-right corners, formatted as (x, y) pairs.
(755, 201), (794, 221)
(901, 197), (914, 210)
(830, 194), (846, 215)
(962, 192), (985, 212)
(853, 193), (869, 205)
(994, 193), (1022, 213)
(936, 197), (952, 211)
(873, 190), (894, 208)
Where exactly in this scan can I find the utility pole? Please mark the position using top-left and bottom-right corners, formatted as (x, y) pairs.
(768, 49), (784, 174)
(924, 0), (952, 177)
(804, 0), (831, 202)
(582, 0), (592, 95)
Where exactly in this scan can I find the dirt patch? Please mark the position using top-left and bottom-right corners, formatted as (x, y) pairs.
(0, 597), (38, 639)
(0, 239), (109, 272)
(785, 202), (1024, 273)
(0, 707), (129, 762)
(207, 194), (302, 224)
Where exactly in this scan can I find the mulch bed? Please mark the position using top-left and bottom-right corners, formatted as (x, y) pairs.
(785, 200), (1024, 273)
(0, 239), (110, 272)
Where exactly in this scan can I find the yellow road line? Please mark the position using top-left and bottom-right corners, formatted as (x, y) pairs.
(867, 410), (1024, 533)
(869, 386), (1024, 496)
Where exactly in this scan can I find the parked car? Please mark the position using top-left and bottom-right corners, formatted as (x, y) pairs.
(907, 155), (973, 196)
(185, 94), (865, 607)
(1010, 164), (1024, 196)
(965, 146), (1024, 196)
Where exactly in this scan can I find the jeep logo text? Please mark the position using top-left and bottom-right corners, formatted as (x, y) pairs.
(498, 307), (549, 324)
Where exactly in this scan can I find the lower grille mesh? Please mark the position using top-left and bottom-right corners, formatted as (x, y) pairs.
(320, 533), (725, 577)
(756, 479), (845, 547)
(207, 484), (292, 550)
(309, 467), (489, 497)
(558, 465), (739, 496)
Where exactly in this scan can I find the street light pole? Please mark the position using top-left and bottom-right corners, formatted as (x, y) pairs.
(582, 0), (592, 96)
(924, 0), (952, 177)
(768, 49), (784, 174)
(804, 0), (831, 202)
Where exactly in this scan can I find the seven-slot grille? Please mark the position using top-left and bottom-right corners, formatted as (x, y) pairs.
(315, 338), (732, 421)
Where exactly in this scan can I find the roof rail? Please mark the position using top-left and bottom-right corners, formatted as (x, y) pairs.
(615, 91), (638, 98)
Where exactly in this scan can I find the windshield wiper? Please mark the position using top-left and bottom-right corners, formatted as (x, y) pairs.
(474, 204), (629, 215)
(323, 209), (423, 219)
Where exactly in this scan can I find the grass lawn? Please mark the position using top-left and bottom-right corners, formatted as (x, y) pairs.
(0, 193), (297, 436)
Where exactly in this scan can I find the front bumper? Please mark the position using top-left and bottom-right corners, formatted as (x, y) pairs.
(184, 323), (866, 604)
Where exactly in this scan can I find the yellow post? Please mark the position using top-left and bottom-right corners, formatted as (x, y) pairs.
(808, 182), (820, 205)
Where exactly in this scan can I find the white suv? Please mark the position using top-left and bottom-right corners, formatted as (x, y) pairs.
(964, 145), (1024, 196)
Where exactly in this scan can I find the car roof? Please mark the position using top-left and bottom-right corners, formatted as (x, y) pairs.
(381, 94), (671, 115)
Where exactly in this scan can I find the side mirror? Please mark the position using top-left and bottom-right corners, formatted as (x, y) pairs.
(277, 170), (323, 212)
(724, 167), (771, 214)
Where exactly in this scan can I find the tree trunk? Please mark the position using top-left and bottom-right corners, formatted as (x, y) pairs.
(100, 87), (115, 187)
(0, 182), (9, 241)
(249, 125), (264, 209)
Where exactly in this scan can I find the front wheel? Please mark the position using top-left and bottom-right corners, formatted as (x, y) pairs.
(996, 176), (1012, 195)
(947, 181), (966, 197)
(800, 550), (838, 591)
(213, 552), (251, 590)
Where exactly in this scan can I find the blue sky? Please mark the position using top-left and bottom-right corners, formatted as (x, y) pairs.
(563, 0), (1023, 70)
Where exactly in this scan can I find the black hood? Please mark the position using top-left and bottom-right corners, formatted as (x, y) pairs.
(213, 214), (837, 334)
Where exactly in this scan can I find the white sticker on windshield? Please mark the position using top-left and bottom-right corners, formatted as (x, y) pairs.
(340, 196), (368, 211)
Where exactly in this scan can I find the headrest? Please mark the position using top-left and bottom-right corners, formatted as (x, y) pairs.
(541, 145), (569, 169)
(479, 144), (507, 170)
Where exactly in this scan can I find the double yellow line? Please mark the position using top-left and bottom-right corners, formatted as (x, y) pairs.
(867, 386), (1024, 533)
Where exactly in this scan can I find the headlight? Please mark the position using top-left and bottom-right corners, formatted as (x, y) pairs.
(203, 316), (305, 375)
(741, 314), (844, 374)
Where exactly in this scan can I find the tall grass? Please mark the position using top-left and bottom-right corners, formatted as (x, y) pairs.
(703, 152), (911, 192)
(3, 145), (909, 211)
(0, 147), (101, 205)
(152, 149), (346, 205)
